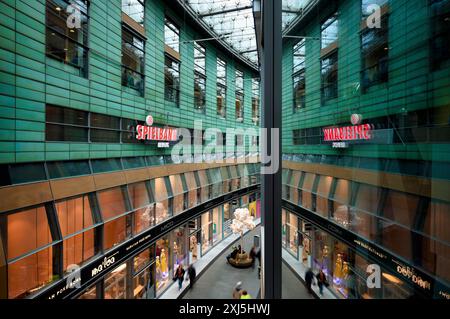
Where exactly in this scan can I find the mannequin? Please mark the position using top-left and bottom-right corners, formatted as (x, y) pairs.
(334, 253), (343, 279)
(160, 249), (168, 275)
(155, 256), (162, 287)
(342, 261), (349, 279)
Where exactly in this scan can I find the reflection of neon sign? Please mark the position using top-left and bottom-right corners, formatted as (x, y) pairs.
(323, 124), (373, 142)
(136, 125), (178, 141)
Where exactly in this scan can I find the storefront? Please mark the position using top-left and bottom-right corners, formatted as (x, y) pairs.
(283, 207), (428, 299)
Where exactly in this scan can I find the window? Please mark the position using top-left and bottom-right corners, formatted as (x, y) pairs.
(55, 195), (97, 271)
(321, 12), (338, 49)
(321, 51), (338, 103)
(235, 69), (244, 120)
(122, 27), (145, 95)
(194, 42), (206, 111)
(91, 158), (123, 173)
(361, 17), (389, 90)
(430, 0), (450, 70)
(47, 160), (91, 179)
(45, 0), (89, 77)
(122, 0), (144, 25)
(293, 129), (303, 145)
(5, 205), (57, 298)
(165, 55), (180, 104)
(121, 118), (143, 144)
(293, 39), (306, 110)
(98, 187), (130, 250)
(90, 113), (121, 143)
(217, 58), (227, 117)
(46, 105), (89, 142)
(251, 78), (260, 124)
(128, 182), (154, 234)
(165, 18), (179, 53)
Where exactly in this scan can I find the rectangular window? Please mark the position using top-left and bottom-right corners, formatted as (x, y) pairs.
(45, 0), (89, 77)
(235, 69), (244, 120)
(430, 0), (450, 70)
(97, 187), (129, 221)
(90, 113), (121, 143)
(293, 39), (306, 111)
(251, 78), (260, 124)
(361, 17), (389, 91)
(121, 118), (143, 144)
(122, 27), (145, 95)
(5, 205), (57, 298)
(194, 73), (206, 111)
(55, 195), (97, 271)
(122, 0), (144, 26)
(321, 12), (338, 49)
(45, 105), (89, 142)
(194, 41), (206, 110)
(293, 129), (303, 145)
(321, 51), (338, 104)
(217, 58), (227, 117)
(165, 55), (180, 104)
(165, 18), (179, 53)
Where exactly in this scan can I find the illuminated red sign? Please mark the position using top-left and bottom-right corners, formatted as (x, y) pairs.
(323, 124), (373, 142)
(136, 125), (178, 142)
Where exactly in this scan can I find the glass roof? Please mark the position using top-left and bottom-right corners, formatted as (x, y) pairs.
(181, 0), (316, 68)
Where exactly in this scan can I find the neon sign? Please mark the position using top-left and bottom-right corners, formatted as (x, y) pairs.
(323, 124), (373, 142)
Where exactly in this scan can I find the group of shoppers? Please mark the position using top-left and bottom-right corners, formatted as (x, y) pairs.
(305, 268), (329, 296)
(173, 263), (197, 291)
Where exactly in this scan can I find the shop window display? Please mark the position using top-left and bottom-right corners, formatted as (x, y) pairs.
(212, 207), (222, 244)
(170, 227), (187, 270)
(201, 212), (213, 255)
(155, 238), (170, 295)
(104, 263), (127, 299)
(298, 220), (312, 268)
(133, 264), (155, 299)
(77, 284), (97, 299)
(223, 203), (233, 238)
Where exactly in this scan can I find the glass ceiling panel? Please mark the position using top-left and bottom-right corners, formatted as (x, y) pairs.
(182, 0), (317, 67)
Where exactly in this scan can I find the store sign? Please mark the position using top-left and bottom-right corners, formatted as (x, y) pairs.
(323, 123), (373, 142)
(136, 125), (178, 142)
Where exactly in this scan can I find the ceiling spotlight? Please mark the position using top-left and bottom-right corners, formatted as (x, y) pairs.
(55, 6), (61, 11)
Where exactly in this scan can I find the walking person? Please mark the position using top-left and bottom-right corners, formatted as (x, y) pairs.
(249, 246), (257, 269)
(174, 264), (185, 291)
(187, 264), (197, 289)
(316, 268), (328, 296)
(232, 282), (243, 299)
(305, 268), (315, 295)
